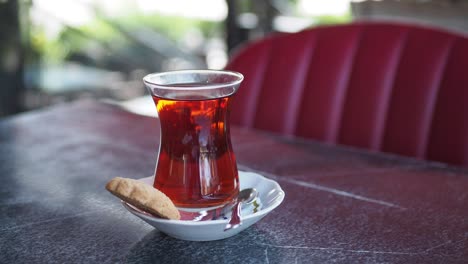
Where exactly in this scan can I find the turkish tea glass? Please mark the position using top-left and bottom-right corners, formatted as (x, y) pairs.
(143, 70), (243, 209)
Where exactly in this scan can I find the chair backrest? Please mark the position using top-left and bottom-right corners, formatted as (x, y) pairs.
(225, 21), (468, 167)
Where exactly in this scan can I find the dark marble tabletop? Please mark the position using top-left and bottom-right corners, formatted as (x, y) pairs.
(1, 100), (467, 263)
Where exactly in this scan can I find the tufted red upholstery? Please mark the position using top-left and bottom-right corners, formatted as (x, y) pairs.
(225, 21), (468, 167)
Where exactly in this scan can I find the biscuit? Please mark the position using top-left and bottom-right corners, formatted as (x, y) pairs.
(106, 177), (180, 220)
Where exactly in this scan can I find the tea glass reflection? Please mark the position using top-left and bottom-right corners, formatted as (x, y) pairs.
(143, 70), (243, 209)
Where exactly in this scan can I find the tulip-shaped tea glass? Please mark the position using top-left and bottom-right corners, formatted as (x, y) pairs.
(143, 70), (243, 209)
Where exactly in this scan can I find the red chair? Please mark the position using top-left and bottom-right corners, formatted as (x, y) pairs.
(225, 21), (468, 167)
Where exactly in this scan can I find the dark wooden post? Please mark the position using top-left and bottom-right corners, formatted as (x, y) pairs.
(0, 0), (25, 117)
(225, 0), (249, 52)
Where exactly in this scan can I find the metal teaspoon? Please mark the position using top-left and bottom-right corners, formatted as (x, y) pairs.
(224, 188), (258, 231)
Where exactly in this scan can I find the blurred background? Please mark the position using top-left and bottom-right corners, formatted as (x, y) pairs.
(1, 0), (468, 118)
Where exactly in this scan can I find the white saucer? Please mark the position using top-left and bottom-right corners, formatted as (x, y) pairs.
(122, 171), (285, 241)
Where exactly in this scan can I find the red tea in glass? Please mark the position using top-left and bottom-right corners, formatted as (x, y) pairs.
(143, 70), (243, 209)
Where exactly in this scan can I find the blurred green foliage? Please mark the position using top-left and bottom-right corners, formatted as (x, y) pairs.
(117, 13), (221, 40)
(30, 13), (220, 64)
(30, 9), (351, 65)
(313, 12), (352, 25)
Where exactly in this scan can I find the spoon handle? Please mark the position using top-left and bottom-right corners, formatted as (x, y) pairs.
(224, 201), (242, 231)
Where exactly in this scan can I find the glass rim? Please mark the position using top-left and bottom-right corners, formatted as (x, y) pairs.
(143, 69), (244, 91)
